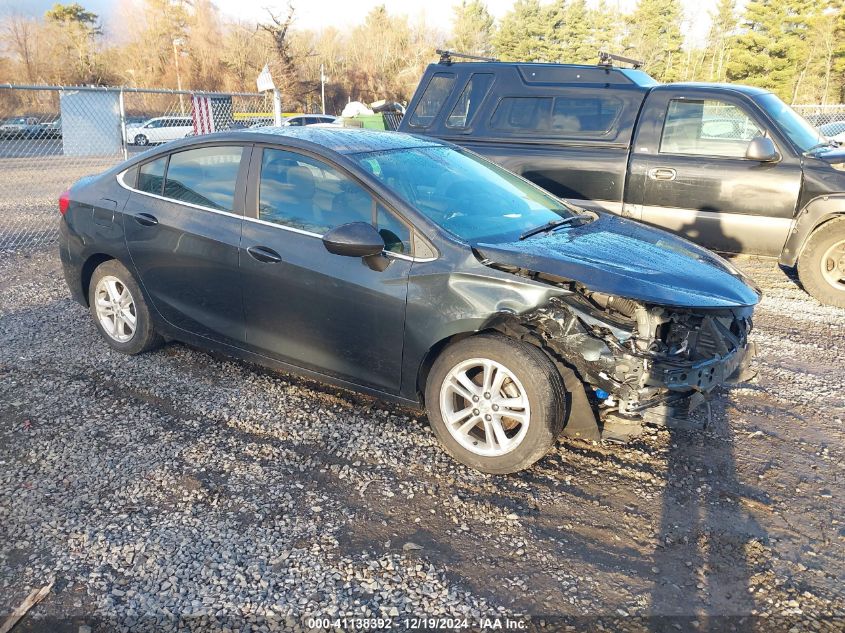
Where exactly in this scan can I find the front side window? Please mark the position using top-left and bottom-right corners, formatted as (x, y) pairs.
(162, 146), (243, 210)
(137, 156), (167, 194)
(446, 73), (494, 128)
(259, 149), (411, 254)
(408, 72), (455, 128)
(660, 99), (765, 158)
(354, 146), (577, 244)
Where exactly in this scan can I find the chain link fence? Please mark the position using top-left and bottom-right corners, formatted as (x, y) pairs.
(0, 85), (272, 252)
(0, 85), (843, 253)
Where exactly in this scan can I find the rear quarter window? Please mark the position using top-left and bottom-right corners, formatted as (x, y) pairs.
(408, 72), (455, 128)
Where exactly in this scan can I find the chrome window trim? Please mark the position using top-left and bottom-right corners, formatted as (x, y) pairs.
(116, 168), (438, 261)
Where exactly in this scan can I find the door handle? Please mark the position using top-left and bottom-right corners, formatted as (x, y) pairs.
(648, 167), (677, 181)
(247, 245), (282, 263)
(133, 212), (159, 226)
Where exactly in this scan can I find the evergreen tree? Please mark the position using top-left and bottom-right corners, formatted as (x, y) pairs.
(448, 0), (494, 57)
(623, 0), (684, 81)
(588, 0), (621, 62)
(491, 0), (548, 62)
(545, 0), (593, 64)
(705, 0), (738, 81)
(726, 0), (815, 102)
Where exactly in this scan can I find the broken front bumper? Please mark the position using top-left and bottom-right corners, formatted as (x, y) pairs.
(653, 340), (757, 392)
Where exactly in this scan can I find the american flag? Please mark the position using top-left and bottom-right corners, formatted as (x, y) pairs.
(191, 95), (216, 135)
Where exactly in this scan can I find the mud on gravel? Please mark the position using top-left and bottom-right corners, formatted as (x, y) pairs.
(0, 248), (843, 632)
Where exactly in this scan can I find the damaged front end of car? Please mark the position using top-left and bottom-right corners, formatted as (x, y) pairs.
(474, 251), (759, 440)
(521, 287), (757, 434)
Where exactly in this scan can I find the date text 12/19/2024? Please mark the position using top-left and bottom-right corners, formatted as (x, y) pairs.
(304, 616), (527, 630)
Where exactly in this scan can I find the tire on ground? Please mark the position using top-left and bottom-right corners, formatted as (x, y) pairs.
(797, 216), (845, 309)
(424, 333), (567, 474)
(88, 259), (162, 355)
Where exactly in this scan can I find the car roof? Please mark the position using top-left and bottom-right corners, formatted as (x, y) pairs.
(238, 126), (447, 154)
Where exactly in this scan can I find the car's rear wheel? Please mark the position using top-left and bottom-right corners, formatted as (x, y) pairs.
(134, 134), (148, 146)
(88, 260), (162, 355)
(797, 217), (845, 308)
(425, 334), (567, 474)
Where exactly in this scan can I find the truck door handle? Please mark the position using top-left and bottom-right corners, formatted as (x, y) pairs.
(247, 245), (282, 263)
(133, 212), (159, 226)
(648, 167), (677, 181)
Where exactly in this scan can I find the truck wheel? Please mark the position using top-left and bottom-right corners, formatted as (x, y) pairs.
(424, 334), (567, 474)
(797, 217), (845, 308)
(88, 260), (162, 355)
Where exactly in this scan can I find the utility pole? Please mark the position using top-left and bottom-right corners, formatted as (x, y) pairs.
(173, 38), (185, 115)
(320, 64), (326, 115)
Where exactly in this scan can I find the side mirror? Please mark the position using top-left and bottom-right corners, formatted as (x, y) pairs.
(322, 222), (385, 257)
(746, 136), (779, 162)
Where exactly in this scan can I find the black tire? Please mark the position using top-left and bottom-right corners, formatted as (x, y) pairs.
(134, 134), (148, 146)
(424, 334), (567, 474)
(797, 217), (845, 309)
(88, 260), (162, 355)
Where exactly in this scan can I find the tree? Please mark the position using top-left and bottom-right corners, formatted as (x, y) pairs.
(448, 0), (494, 57)
(545, 0), (593, 64)
(726, 0), (816, 102)
(43, 2), (104, 84)
(623, 0), (684, 81)
(705, 0), (738, 81)
(492, 0), (548, 62)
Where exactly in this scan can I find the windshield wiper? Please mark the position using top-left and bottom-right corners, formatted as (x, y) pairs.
(519, 212), (596, 240)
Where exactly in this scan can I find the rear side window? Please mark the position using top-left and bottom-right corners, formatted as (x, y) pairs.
(446, 73), (494, 128)
(408, 72), (455, 128)
(137, 156), (167, 194)
(162, 146), (243, 210)
(491, 96), (623, 136)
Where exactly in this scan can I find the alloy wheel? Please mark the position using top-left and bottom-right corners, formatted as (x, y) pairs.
(439, 357), (531, 457)
(94, 275), (137, 343)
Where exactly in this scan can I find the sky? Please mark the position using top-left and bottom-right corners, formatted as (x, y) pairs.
(1, 0), (716, 47)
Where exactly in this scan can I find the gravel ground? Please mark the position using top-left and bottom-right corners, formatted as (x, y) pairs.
(1, 248), (843, 632)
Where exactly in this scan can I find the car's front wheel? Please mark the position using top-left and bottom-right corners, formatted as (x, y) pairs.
(425, 334), (567, 474)
(134, 134), (149, 146)
(797, 217), (845, 308)
(88, 260), (162, 355)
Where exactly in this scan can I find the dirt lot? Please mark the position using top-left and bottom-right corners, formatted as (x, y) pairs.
(0, 247), (843, 632)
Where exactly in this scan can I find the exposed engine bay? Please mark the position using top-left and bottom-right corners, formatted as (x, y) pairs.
(493, 276), (757, 438)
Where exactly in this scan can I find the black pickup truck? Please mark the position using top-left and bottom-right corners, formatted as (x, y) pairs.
(398, 54), (845, 307)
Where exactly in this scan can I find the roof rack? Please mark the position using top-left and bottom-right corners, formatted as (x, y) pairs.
(436, 49), (498, 65)
(598, 51), (643, 69)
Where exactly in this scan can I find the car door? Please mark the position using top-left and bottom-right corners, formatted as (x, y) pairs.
(627, 89), (803, 255)
(123, 143), (250, 346)
(239, 146), (413, 393)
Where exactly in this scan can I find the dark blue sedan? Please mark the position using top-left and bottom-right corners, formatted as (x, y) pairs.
(59, 128), (759, 473)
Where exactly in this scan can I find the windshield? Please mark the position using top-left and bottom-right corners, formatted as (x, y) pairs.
(754, 93), (825, 152)
(353, 146), (577, 243)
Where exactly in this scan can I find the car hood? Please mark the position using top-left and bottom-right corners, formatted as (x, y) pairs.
(473, 213), (761, 308)
(813, 146), (845, 165)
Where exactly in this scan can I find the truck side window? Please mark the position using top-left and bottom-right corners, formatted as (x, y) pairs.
(446, 74), (494, 128)
(660, 99), (764, 158)
(408, 72), (455, 128)
(491, 96), (622, 135)
(551, 97), (622, 134)
(490, 97), (553, 131)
